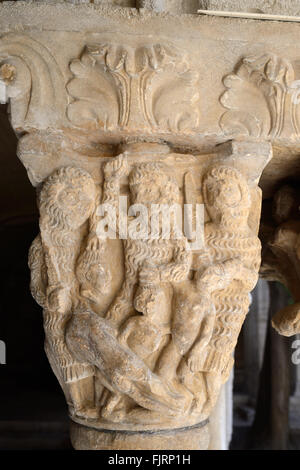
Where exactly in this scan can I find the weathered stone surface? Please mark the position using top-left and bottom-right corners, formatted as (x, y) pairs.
(199, 1), (300, 16)
(70, 420), (210, 450)
(1, 3), (300, 155)
(0, 1), (295, 450)
(138, 1), (199, 13)
(24, 138), (270, 448)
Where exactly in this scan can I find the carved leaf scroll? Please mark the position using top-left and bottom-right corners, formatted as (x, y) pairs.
(0, 33), (67, 129)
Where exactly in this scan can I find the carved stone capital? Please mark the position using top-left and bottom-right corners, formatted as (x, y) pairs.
(25, 139), (270, 449)
(0, 2), (283, 449)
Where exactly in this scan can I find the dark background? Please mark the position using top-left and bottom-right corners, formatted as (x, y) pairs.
(0, 103), (71, 449)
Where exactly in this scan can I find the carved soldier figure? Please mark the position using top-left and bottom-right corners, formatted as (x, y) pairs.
(29, 166), (99, 418)
(155, 165), (261, 418)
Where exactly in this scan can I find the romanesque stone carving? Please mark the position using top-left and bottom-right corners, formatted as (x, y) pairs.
(27, 141), (269, 446)
(220, 54), (299, 139)
(138, 0), (199, 13)
(0, 33), (66, 129)
(29, 167), (99, 417)
(67, 43), (199, 133)
(0, 1), (282, 449)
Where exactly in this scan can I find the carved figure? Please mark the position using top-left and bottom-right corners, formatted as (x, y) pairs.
(28, 152), (263, 429)
(190, 166), (261, 413)
(63, 157), (193, 422)
(29, 166), (99, 418)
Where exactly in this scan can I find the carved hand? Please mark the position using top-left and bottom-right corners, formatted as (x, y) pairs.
(198, 258), (246, 292)
(86, 232), (101, 251)
(104, 154), (129, 180)
(159, 246), (191, 283)
(240, 267), (259, 291)
(47, 286), (71, 314)
(220, 259), (258, 290)
(198, 263), (229, 291)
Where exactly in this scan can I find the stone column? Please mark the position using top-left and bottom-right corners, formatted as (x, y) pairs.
(0, 2), (287, 450)
(137, 0), (199, 13)
(208, 370), (233, 450)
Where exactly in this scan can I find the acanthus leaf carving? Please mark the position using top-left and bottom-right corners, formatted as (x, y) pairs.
(67, 44), (122, 130)
(220, 54), (295, 139)
(67, 43), (200, 133)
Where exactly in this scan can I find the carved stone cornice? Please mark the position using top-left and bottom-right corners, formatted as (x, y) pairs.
(1, 4), (300, 153)
(0, 33), (67, 131)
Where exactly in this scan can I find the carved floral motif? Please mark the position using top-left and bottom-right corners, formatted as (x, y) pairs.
(220, 54), (300, 139)
(67, 43), (200, 133)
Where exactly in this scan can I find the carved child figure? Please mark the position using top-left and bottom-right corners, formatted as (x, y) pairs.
(100, 277), (173, 422)
(119, 278), (172, 368)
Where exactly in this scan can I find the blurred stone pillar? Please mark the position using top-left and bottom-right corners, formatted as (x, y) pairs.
(243, 279), (270, 406)
(209, 370), (233, 450)
(137, 0), (199, 13)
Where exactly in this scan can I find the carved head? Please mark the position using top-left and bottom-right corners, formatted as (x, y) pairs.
(202, 166), (251, 225)
(134, 284), (171, 325)
(39, 167), (96, 230)
(77, 249), (112, 301)
(129, 162), (180, 206)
